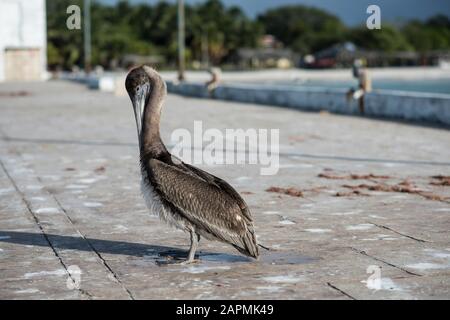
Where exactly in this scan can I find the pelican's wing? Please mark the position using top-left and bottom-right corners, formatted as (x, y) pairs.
(148, 158), (258, 258)
(179, 161), (253, 222)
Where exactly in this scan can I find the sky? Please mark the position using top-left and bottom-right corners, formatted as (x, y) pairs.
(99, 0), (450, 25)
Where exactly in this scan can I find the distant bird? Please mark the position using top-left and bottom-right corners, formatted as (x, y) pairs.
(125, 66), (259, 263)
(205, 67), (221, 93)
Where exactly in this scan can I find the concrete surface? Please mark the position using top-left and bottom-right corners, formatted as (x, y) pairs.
(167, 82), (450, 126)
(0, 80), (449, 300)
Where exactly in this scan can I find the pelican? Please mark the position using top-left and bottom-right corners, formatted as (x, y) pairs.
(125, 66), (259, 263)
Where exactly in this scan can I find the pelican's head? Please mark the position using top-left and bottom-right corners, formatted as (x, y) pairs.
(125, 66), (152, 138)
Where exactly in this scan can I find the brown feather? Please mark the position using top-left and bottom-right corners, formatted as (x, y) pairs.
(147, 158), (259, 258)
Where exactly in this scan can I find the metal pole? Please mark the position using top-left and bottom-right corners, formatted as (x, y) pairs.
(84, 0), (92, 73)
(177, 0), (185, 81)
(201, 32), (209, 69)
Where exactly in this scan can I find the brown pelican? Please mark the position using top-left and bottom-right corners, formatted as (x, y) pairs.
(125, 66), (259, 263)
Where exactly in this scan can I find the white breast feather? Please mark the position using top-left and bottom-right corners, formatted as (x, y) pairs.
(140, 168), (187, 230)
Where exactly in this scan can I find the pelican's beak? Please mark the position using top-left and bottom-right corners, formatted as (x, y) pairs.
(131, 82), (150, 140)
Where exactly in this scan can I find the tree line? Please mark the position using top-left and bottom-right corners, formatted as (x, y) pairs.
(47, 0), (450, 70)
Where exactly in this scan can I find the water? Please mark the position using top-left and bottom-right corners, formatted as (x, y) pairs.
(268, 78), (450, 95)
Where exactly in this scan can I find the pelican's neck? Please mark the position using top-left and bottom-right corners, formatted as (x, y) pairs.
(141, 71), (167, 158)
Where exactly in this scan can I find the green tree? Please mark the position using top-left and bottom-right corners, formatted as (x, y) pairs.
(348, 25), (413, 52)
(188, 0), (262, 64)
(46, 0), (450, 70)
(46, 0), (84, 69)
(258, 5), (346, 54)
(402, 15), (450, 52)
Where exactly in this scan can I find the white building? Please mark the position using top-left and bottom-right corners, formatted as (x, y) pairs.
(0, 0), (47, 81)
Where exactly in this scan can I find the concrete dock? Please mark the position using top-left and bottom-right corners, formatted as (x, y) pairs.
(0, 80), (449, 299)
